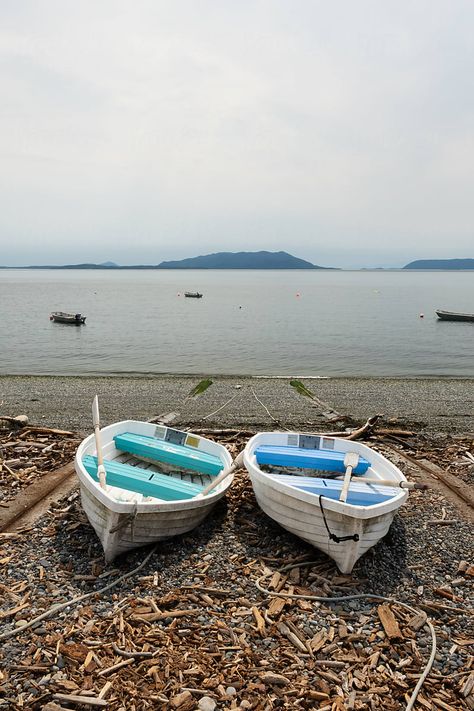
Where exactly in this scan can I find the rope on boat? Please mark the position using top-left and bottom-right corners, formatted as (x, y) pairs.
(109, 503), (138, 535)
(255, 561), (437, 711)
(319, 494), (359, 543)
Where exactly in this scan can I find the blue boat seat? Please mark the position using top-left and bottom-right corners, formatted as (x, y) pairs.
(113, 433), (224, 476)
(82, 455), (201, 500)
(268, 474), (394, 506)
(255, 445), (370, 475)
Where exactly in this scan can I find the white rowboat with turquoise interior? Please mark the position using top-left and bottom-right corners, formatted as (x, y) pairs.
(243, 432), (409, 573)
(75, 420), (233, 561)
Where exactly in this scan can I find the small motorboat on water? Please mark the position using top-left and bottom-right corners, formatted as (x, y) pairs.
(243, 431), (417, 573)
(435, 309), (474, 323)
(75, 408), (234, 561)
(184, 292), (203, 298)
(50, 312), (86, 324)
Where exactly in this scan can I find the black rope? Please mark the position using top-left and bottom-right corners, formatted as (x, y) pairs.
(319, 494), (359, 543)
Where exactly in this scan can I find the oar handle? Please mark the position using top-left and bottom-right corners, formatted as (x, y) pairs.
(362, 478), (428, 490)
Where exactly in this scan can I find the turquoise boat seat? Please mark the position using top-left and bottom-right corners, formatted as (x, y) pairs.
(82, 455), (201, 500)
(113, 433), (224, 476)
(255, 445), (370, 475)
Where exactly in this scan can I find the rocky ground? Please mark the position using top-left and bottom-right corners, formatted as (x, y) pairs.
(0, 375), (473, 435)
(0, 380), (473, 710)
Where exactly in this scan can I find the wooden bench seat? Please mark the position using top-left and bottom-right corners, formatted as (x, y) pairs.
(82, 455), (202, 500)
(267, 473), (392, 506)
(113, 433), (224, 476)
(255, 445), (370, 475)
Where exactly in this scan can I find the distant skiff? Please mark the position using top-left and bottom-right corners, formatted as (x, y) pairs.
(436, 309), (474, 322)
(75, 420), (233, 561)
(50, 311), (86, 324)
(243, 432), (409, 573)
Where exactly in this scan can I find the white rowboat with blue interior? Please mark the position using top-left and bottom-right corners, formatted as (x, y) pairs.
(75, 420), (233, 561)
(243, 432), (409, 573)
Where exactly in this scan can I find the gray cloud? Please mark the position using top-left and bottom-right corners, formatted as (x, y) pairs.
(1, 1), (473, 268)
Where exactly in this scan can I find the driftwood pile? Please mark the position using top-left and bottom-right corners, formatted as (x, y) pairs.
(0, 419), (80, 504)
(0, 420), (473, 710)
(0, 498), (472, 710)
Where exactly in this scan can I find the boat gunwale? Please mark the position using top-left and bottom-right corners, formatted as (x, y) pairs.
(435, 309), (474, 320)
(75, 420), (233, 513)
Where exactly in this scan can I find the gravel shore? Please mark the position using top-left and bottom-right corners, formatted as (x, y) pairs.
(0, 375), (473, 709)
(1, 375), (473, 435)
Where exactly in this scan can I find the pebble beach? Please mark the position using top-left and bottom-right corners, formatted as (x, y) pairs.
(0, 375), (473, 710)
(1, 374), (473, 435)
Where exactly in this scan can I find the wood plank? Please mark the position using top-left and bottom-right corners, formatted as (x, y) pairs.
(377, 604), (403, 639)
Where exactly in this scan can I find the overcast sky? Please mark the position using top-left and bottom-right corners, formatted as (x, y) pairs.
(1, 1), (473, 268)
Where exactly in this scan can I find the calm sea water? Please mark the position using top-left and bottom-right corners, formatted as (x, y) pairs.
(0, 269), (473, 377)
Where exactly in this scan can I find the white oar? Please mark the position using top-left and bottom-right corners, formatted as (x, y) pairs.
(339, 451), (359, 502)
(198, 452), (244, 497)
(92, 395), (107, 490)
(356, 478), (427, 490)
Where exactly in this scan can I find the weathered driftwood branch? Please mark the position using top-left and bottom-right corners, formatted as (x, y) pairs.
(307, 414), (384, 441)
(111, 643), (153, 659)
(0, 415), (29, 428)
(345, 414), (383, 440)
(24, 426), (75, 436)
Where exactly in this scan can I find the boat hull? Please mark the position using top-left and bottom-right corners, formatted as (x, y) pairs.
(50, 312), (86, 324)
(436, 309), (474, 322)
(79, 481), (220, 561)
(244, 432), (408, 573)
(75, 420), (233, 561)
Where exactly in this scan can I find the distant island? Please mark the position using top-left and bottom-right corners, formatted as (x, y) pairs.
(403, 258), (474, 270)
(2, 251), (333, 270)
(2, 253), (473, 270)
(157, 251), (331, 269)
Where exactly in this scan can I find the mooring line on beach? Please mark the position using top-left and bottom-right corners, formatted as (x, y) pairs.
(256, 561), (437, 711)
(250, 387), (291, 430)
(0, 544), (159, 642)
(198, 391), (241, 421)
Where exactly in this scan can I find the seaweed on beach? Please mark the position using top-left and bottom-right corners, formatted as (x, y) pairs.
(186, 378), (213, 399)
(289, 379), (316, 400)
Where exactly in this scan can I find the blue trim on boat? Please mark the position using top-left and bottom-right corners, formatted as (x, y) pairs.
(113, 433), (224, 476)
(82, 455), (201, 500)
(267, 474), (394, 507)
(255, 445), (370, 474)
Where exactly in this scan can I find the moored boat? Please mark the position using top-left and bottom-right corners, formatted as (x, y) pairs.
(243, 432), (410, 573)
(435, 309), (474, 322)
(184, 292), (203, 298)
(50, 311), (86, 324)
(75, 419), (233, 561)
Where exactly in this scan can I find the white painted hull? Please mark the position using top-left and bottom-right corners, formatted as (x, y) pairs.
(75, 420), (233, 562)
(244, 432), (408, 573)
